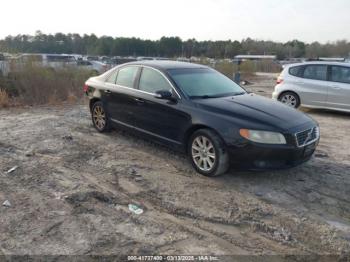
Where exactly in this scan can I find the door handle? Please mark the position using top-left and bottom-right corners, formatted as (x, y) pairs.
(105, 89), (112, 94)
(134, 98), (145, 104)
(331, 85), (341, 89)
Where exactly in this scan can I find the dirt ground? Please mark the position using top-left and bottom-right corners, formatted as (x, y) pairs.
(0, 74), (350, 260)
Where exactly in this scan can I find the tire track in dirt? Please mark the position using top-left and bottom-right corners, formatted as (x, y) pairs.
(1, 101), (350, 256)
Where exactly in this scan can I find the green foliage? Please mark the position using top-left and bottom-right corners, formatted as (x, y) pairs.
(1, 32), (350, 59)
(159, 37), (182, 57)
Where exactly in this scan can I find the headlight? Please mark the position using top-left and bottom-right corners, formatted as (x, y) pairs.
(239, 129), (286, 144)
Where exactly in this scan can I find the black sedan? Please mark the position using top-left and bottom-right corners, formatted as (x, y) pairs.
(84, 61), (320, 176)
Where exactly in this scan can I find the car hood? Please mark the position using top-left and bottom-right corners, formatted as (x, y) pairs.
(194, 93), (314, 131)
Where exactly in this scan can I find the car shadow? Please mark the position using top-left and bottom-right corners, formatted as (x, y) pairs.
(301, 107), (350, 118)
(217, 156), (350, 223)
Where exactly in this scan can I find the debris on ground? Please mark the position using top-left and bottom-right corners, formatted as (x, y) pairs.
(54, 192), (65, 200)
(62, 135), (73, 141)
(128, 204), (144, 215)
(2, 200), (11, 207)
(25, 151), (34, 157)
(134, 177), (143, 182)
(6, 166), (18, 174)
(240, 80), (253, 86)
(127, 167), (138, 176)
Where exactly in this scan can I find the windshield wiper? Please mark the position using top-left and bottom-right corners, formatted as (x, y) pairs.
(232, 92), (246, 96)
(190, 92), (246, 99)
(190, 95), (219, 99)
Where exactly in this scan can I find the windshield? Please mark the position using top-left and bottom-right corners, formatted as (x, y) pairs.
(168, 68), (245, 99)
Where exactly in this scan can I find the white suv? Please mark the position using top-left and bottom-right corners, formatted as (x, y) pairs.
(272, 61), (350, 113)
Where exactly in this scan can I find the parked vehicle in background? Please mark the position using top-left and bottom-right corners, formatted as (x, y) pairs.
(113, 57), (137, 65)
(85, 61), (320, 176)
(7, 54), (76, 72)
(77, 60), (109, 74)
(43, 54), (76, 68)
(137, 56), (155, 61)
(273, 62), (350, 113)
(85, 56), (100, 62)
(0, 53), (113, 76)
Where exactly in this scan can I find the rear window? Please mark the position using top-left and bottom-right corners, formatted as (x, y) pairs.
(288, 66), (301, 76)
(302, 65), (327, 81)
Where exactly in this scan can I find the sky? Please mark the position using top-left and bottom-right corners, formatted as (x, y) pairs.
(1, 0), (349, 43)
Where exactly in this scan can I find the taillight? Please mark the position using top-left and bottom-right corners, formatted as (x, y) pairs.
(276, 78), (283, 84)
(83, 84), (89, 93)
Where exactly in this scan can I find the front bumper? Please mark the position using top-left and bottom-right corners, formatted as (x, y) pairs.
(227, 139), (319, 170)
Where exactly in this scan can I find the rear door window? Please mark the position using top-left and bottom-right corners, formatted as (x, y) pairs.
(302, 65), (327, 81)
(115, 66), (139, 88)
(330, 66), (350, 84)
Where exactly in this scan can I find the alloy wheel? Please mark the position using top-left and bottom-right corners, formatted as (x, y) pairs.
(280, 94), (297, 108)
(92, 105), (106, 130)
(191, 136), (216, 172)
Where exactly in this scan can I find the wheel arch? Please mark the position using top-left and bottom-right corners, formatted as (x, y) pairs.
(183, 124), (225, 152)
(89, 97), (101, 112)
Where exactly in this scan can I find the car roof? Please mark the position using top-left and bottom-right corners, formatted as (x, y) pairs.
(285, 61), (350, 68)
(125, 60), (208, 70)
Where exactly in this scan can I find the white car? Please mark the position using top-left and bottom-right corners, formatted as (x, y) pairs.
(272, 61), (350, 113)
(77, 60), (109, 74)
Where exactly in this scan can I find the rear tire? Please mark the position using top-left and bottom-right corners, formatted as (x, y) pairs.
(91, 101), (111, 132)
(278, 92), (300, 108)
(188, 129), (229, 177)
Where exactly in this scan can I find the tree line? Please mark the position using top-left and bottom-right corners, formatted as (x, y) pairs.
(0, 31), (349, 60)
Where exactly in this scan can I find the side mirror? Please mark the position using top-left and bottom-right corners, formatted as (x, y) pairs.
(155, 90), (174, 100)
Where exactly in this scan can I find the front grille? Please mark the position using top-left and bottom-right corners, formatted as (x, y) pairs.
(295, 126), (319, 147)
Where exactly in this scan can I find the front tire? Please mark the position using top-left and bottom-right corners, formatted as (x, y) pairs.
(91, 101), (111, 132)
(278, 91), (300, 108)
(188, 129), (229, 177)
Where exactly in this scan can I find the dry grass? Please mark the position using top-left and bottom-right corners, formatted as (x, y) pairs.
(1, 63), (94, 107)
(0, 89), (10, 108)
(67, 93), (79, 104)
(197, 60), (257, 80)
(214, 61), (235, 78)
